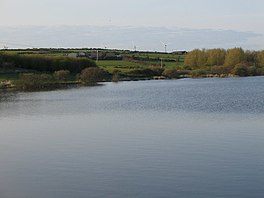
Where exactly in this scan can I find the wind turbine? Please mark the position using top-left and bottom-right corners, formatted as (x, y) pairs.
(101, 44), (108, 50)
(132, 41), (138, 52)
(160, 41), (168, 53)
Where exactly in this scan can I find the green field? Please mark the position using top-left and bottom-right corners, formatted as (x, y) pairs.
(96, 50), (185, 73)
(97, 59), (185, 73)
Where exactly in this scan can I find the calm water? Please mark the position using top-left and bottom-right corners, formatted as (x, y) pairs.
(0, 77), (264, 198)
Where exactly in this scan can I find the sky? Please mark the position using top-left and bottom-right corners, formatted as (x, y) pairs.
(0, 0), (263, 51)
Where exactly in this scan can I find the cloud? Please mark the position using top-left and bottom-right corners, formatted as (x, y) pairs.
(0, 26), (261, 51)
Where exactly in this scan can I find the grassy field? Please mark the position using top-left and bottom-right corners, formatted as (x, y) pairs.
(124, 52), (184, 60)
(96, 50), (186, 73)
(97, 59), (185, 73)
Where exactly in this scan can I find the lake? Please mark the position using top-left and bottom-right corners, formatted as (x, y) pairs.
(0, 77), (264, 198)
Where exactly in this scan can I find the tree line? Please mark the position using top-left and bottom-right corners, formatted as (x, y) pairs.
(184, 48), (264, 76)
(0, 53), (96, 73)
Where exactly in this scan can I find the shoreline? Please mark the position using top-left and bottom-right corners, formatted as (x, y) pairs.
(1, 74), (262, 92)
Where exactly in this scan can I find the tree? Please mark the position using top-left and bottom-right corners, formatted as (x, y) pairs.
(245, 50), (257, 65)
(257, 50), (264, 67)
(0, 53), (97, 73)
(224, 48), (245, 67)
(206, 48), (226, 66)
(184, 49), (207, 68)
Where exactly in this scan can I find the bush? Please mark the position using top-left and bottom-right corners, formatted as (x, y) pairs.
(248, 66), (257, 76)
(15, 73), (57, 91)
(231, 63), (250, 77)
(112, 70), (120, 82)
(162, 69), (181, 79)
(256, 67), (264, 76)
(125, 68), (157, 77)
(151, 67), (164, 76)
(80, 68), (109, 85)
(191, 69), (208, 77)
(54, 70), (70, 81)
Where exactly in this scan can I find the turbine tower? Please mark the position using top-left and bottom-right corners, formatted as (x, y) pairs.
(132, 41), (137, 52)
(96, 50), (99, 62)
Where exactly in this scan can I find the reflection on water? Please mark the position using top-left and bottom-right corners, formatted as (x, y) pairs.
(0, 77), (264, 198)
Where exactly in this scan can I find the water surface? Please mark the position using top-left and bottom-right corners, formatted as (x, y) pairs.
(0, 77), (264, 198)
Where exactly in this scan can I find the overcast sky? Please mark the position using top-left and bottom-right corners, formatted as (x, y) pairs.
(0, 0), (263, 50)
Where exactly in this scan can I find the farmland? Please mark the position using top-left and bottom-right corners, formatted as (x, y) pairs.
(0, 48), (186, 80)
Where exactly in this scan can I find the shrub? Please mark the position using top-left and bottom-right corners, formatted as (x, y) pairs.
(15, 73), (57, 91)
(54, 70), (70, 81)
(112, 70), (120, 82)
(125, 68), (156, 77)
(162, 69), (181, 79)
(256, 67), (264, 76)
(248, 66), (257, 76)
(151, 67), (164, 76)
(80, 68), (109, 85)
(191, 69), (208, 77)
(231, 63), (250, 77)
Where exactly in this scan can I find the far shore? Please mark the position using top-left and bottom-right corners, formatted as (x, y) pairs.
(0, 73), (248, 92)
(1, 47), (264, 91)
